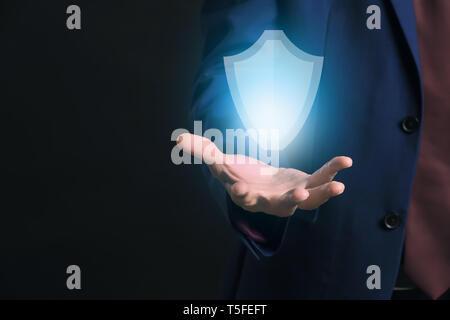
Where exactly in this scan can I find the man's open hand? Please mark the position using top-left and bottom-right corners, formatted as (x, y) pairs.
(177, 133), (352, 217)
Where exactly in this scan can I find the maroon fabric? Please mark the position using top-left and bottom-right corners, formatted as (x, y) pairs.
(405, 0), (450, 300)
(235, 220), (266, 243)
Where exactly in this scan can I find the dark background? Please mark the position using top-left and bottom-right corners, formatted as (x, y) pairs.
(0, 0), (235, 299)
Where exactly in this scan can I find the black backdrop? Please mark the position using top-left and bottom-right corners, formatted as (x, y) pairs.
(0, 0), (235, 299)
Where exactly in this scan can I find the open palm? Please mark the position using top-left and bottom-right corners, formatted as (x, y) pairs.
(177, 133), (352, 217)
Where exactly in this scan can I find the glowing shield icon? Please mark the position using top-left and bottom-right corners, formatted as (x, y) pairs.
(224, 30), (324, 150)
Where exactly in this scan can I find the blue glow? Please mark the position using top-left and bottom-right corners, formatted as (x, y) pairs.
(224, 30), (323, 150)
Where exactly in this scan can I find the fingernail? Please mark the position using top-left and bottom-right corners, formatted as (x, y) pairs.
(334, 183), (345, 194)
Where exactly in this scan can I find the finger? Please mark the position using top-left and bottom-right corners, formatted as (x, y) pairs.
(225, 181), (249, 202)
(298, 181), (345, 210)
(230, 181), (249, 198)
(306, 156), (352, 188)
(176, 133), (225, 165)
(225, 181), (258, 208)
(260, 187), (309, 217)
(280, 187), (310, 207)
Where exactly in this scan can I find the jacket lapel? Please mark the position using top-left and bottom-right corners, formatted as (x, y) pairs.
(389, 0), (421, 79)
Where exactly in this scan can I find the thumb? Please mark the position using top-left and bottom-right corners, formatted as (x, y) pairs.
(176, 133), (225, 165)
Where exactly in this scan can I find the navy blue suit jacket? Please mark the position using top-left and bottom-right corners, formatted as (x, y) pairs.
(192, 0), (423, 299)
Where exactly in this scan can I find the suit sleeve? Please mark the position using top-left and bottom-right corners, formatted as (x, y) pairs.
(190, 0), (288, 258)
(192, 0), (331, 258)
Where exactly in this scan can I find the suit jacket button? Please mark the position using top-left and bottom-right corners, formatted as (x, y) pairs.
(384, 212), (401, 230)
(401, 116), (420, 133)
